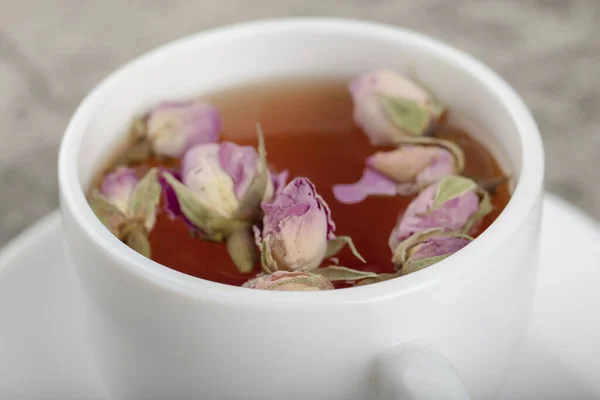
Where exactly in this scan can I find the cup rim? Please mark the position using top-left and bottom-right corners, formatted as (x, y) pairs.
(58, 17), (544, 304)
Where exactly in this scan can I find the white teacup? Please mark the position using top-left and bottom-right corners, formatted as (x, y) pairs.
(58, 18), (544, 400)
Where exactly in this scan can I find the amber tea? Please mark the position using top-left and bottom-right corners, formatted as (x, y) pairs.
(88, 71), (509, 290)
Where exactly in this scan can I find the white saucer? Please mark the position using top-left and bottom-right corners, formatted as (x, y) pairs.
(0, 194), (599, 400)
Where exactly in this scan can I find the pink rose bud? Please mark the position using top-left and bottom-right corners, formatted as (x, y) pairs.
(146, 101), (221, 158)
(184, 143), (267, 217)
(160, 140), (276, 271)
(246, 271), (334, 291)
(100, 167), (139, 215)
(392, 229), (472, 275)
(161, 125), (286, 258)
(388, 175), (491, 251)
(161, 139), (278, 272)
(350, 69), (444, 145)
(259, 178), (336, 272)
(164, 142), (276, 221)
(91, 167), (162, 258)
(333, 144), (461, 204)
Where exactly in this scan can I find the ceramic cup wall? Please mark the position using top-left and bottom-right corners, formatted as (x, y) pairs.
(58, 19), (544, 400)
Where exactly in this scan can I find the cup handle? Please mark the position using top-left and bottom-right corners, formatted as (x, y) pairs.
(375, 345), (470, 400)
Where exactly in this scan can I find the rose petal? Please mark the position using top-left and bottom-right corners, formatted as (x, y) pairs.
(218, 142), (259, 200)
(368, 145), (451, 183)
(415, 149), (455, 186)
(181, 144), (239, 219)
(159, 168), (182, 220)
(100, 167), (138, 215)
(159, 170), (207, 236)
(159, 169), (206, 235)
(263, 177), (333, 235)
(334, 145), (456, 204)
(333, 169), (398, 204)
(262, 202), (311, 225)
(271, 169), (290, 197)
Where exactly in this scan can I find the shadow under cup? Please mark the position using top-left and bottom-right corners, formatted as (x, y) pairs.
(59, 19), (544, 400)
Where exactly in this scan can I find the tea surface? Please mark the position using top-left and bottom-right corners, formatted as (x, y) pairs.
(100, 79), (510, 286)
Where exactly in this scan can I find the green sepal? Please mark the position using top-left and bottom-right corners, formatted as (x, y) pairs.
(260, 236), (278, 274)
(162, 172), (244, 241)
(380, 95), (430, 136)
(88, 190), (128, 239)
(128, 167), (161, 231)
(429, 175), (477, 212)
(125, 225), (152, 259)
(235, 124), (269, 222)
(462, 188), (493, 233)
(312, 266), (379, 282)
(264, 273), (333, 291)
(401, 254), (451, 276)
(324, 236), (366, 263)
(409, 70), (446, 118)
(226, 228), (259, 274)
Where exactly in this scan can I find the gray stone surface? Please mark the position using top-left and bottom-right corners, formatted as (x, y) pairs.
(0, 0), (598, 245)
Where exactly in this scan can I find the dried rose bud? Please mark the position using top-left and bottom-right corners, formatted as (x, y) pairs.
(181, 142), (271, 218)
(259, 178), (335, 272)
(99, 167), (139, 215)
(333, 143), (463, 203)
(392, 229), (472, 275)
(162, 127), (280, 238)
(245, 271), (334, 291)
(388, 175), (491, 251)
(90, 167), (161, 258)
(161, 126), (284, 272)
(350, 69), (444, 145)
(146, 101), (221, 158)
